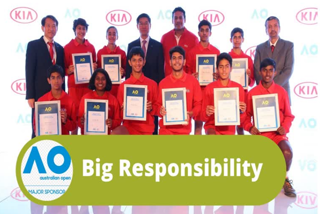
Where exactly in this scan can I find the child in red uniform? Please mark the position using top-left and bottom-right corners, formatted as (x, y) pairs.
(202, 53), (246, 135)
(64, 18), (97, 134)
(33, 64), (76, 214)
(117, 47), (158, 135)
(229, 27), (255, 135)
(78, 69), (122, 135)
(243, 58), (296, 197)
(157, 46), (202, 135)
(186, 20), (220, 135)
(97, 26), (127, 97)
(161, 7), (198, 76)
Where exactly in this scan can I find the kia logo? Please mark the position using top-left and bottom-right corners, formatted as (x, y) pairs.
(296, 8), (318, 25)
(11, 187), (28, 201)
(10, 7), (38, 24)
(106, 10), (132, 26)
(11, 79), (26, 95)
(198, 10), (225, 26)
(245, 46), (256, 61)
(294, 82), (318, 99)
(295, 192), (317, 209)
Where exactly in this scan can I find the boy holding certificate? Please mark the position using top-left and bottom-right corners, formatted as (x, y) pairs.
(229, 27), (255, 135)
(78, 69), (122, 135)
(186, 20), (220, 135)
(117, 47), (158, 135)
(158, 46), (202, 135)
(243, 58), (296, 197)
(35, 65), (77, 135)
(97, 26), (127, 97)
(201, 53), (246, 135)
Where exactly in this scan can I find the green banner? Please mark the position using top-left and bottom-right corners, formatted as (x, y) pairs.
(16, 135), (286, 205)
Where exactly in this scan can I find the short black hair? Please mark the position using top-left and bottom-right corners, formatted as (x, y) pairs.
(198, 20), (212, 31)
(216, 53), (232, 68)
(136, 13), (151, 24)
(73, 18), (89, 33)
(169, 46), (185, 59)
(41, 15), (58, 27)
(106, 26), (118, 36)
(230, 27), (244, 38)
(172, 7), (185, 19)
(47, 64), (64, 78)
(265, 16), (280, 28)
(260, 58), (276, 71)
(128, 46), (145, 60)
(88, 69), (112, 91)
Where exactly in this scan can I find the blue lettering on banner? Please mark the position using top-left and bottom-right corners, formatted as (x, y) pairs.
(158, 10), (172, 20)
(299, 159), (317, 172)
(299, 118), (317, 129)
(65, 8), (80, 18)
(23, 146), (71, 174)
(251, 9), (268, 19)
(16, 43), (27, 53)
(301, 45), (318, 55)
(17, 114), (31, 124)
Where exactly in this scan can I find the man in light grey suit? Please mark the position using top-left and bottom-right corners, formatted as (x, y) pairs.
(254, 16), (294, 103)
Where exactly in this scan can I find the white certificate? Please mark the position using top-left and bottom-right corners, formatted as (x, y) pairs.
(102, 54), (121, 84)
(232, 58), (248, 89)
(85, 99), (108, 135)
(123, 84), (147, 121)
(35, 101), (61, 136)
(196, 54), (216, 86)
(253, 94), (280, 132)
(214, 87), (240, 126)
(72, 53), (94, 84)
(162, 88), (188, 125)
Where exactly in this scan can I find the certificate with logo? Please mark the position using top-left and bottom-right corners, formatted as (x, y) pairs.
(162, 88), (187, 125)
(123, 84), (147, 121)
(196, 54), (217, 86)
(101, 54), (121, 84)
(214, 87), (240, 126)
(35, 101), (61, 136)
(72, 53), (94, 84)
(84, 99), (108, 135)
(252, 94), (280, 132)
(231, 58), (248, 89)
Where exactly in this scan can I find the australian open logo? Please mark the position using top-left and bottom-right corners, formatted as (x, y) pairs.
(20, 140), (73, 201)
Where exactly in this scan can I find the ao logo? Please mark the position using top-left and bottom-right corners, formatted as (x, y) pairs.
(20, 140), (73, 201)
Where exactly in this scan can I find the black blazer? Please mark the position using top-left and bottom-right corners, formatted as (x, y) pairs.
(125, 37), (164, 84)
(25, 36), (65, 101)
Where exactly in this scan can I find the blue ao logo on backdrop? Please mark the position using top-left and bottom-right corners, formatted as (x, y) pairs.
(20, 140), (73, 201)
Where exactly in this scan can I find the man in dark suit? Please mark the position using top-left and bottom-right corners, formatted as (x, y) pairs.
(25, 15), (65, 138)
(126, 13), (165, 134)
(254, 16), (294, 103)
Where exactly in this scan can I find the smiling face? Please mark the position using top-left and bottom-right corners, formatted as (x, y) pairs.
(129, 54), (145, 73)
(94, 72), (107, 92)
(107, 27), (118, 44)
(172, 11), (185, 30)
(75, 24), (87, 41)
(260, 65), (277, 84)
(217, 59), (231, 80)
(170, 52), (185, 72)
(42, 18), (57, 40)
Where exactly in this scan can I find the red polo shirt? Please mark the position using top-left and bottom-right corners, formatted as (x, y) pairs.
(186, 42), (220, 74)
(78, 90), (121, 135)
(35, 90), (77, 135)
(97, 45), (127, 97)
(117, 73), (158, 135)
(243, 81), (294, 143)
(157, 72), (202, 134)
(202, 79), (245, 135)
(161, 28), (198, 76)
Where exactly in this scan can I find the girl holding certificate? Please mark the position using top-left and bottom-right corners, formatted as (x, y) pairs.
(97, 26), (127, 97)
(78, 69), (122, 135)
